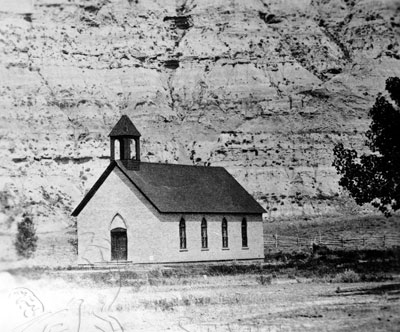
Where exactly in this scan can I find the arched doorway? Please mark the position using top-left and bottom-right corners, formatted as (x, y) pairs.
(111, 227), (127, 261)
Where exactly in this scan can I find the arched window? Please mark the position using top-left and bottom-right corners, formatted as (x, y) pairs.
(201, 218), (208, 249)
(179, 218), (186, 250)
(222, 218), (228, 248)
(241, 218), (248, 248)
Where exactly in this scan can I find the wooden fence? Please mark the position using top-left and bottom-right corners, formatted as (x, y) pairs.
(264, 233), (400, 251)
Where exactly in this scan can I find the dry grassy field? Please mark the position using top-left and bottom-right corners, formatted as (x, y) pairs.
(264, 214), (400, 253)
(1, 213), (399, 331)
(1, 253), (400, 332)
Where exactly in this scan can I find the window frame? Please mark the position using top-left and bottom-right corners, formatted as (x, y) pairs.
(179, 218), (187, 250)
(222, 218), (228, 248)
(201, 218), (208, 249)
(241, 218), (248, 248)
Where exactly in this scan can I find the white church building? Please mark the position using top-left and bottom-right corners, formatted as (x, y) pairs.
(72, 115), (265, 264)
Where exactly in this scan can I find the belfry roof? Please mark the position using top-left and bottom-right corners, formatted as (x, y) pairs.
(109, 115), (141, 137)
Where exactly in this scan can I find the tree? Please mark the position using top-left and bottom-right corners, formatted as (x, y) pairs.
(15, 213), (38, 258)
(333, 77), (400, 217)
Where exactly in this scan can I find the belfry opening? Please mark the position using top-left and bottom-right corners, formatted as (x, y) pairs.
(109, 115), (141, 170)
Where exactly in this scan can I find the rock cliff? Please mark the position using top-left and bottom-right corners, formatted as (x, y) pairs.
(0, 0), (399, 262)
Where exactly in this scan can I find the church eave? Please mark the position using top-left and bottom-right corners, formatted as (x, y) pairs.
(71, 161), (117, 217)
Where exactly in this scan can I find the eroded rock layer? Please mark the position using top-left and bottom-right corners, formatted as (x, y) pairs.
(0, 0), (399, 262)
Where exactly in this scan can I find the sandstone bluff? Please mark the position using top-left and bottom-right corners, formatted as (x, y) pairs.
(0, 0), (399, 263)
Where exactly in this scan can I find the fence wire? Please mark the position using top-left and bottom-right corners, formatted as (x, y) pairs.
(264, 233), (400, 250)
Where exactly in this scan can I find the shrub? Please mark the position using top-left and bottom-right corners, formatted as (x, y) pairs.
(68, 218), (78, 254)
(154, 298), (175, 311)
(333, 269), (361, 283)
(257, 274), (272, 285)
(148, 278), (161, 286)
(68, 238), (78, 254)
(15, 213), (38, 258)
(148, 266), (163, 278)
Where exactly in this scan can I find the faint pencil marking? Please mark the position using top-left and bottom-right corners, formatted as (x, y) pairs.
(98, 236), (123, 312)
(8, 242), (124, 332)
(106, 272), (122, 312)
(42, 322), (66, 332)
(178, 321), (192, 332)
(15, 309), (68, 332)
(10, 287), (44, 318)
(10, 294), (85, 332)
(107, 315), (124, 332)
(12, 313), (54, 332)
(93, 312), (118, 332)
(81, 231), (96, 261)
(76, 298), (82, 332)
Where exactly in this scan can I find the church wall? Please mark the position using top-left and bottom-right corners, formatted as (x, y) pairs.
(160, 213), (264, 263)
(77, 167), (264, 264)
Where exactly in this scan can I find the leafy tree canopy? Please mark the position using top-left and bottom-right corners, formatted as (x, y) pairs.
(333, 77), (400, 217)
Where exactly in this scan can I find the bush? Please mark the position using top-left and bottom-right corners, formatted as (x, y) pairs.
(68, 218), (78, 254)
(257, 274), (272, 285)
(15, 213), (38, 258)
(148, 266), (163, 278)
(153, 298), (175, 311)
(68, 238), (78, 254)
(333, 269), (361, 283)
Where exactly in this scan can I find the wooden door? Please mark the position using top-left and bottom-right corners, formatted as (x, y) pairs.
(111, 228), (127, 261)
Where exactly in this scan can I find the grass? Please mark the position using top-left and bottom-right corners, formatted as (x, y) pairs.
(264, 214), (400, 247)
(256, 274), (273, 285)
(2, 272), (399, 332)
(332, 269), (361, 283)
(143, 294), (213, 311)
(6, 247), (399, 287)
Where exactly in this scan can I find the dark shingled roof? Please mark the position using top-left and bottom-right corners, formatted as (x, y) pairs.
(72, 161), (265, 216)
(109, 115), (141, 137)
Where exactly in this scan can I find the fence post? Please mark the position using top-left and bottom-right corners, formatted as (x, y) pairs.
(319, 230), (321, 244)
(275, 233), (278, 248)
(297, 235), (299, 247)
(383, 235), (386, 248)
(341, 237), (344, 248)
(363, 237), (365, 247)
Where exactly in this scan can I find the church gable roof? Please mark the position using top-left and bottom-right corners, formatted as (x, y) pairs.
(116, 161), (265, 214)
(109, 115), (141, 137)
(72, 161), (265, 216)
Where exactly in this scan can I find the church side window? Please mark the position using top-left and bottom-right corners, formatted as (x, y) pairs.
(222, 218), (228, 248)
(241, 218), (248, 248)
(179, 218), (186, 250)
(201, 218), (208, 249)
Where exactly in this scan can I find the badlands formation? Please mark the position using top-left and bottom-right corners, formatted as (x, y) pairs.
(0, 0), (399, 262)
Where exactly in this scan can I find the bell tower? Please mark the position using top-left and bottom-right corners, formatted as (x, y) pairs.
(109, 115), (141, 170)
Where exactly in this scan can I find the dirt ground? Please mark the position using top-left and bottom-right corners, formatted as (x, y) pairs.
(1, 272), (399, 332)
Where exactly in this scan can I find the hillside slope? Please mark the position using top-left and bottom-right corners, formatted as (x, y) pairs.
(0, 0), (399, 262)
